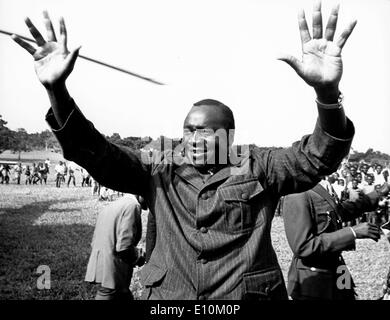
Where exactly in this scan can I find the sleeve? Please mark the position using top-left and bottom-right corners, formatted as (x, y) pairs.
(252, 118), (354, 196)
(338, 190), (380, 221)
(115, 198), (142, 252)
(283, 191), (356, 259)
(45, 100), (151, 195)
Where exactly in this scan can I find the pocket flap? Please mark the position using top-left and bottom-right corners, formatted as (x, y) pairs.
(219, 179), (264, 202)
(243, 268), (283, 295)
(140, 264), (167, 287)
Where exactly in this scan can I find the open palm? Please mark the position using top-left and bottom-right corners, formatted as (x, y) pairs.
(279, 2), (356, 89)
(11, 12), (80, 88)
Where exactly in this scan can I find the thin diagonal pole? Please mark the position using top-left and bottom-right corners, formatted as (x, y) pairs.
(0, 29), (165, 85)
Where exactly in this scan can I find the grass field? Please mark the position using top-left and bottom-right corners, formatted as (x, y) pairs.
(0, 169), (389, 300)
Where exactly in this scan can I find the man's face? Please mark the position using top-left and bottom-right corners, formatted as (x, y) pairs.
(182, 105), (234, 168)
(376, 165), (383, 174)
(356, 173), (362, 183)
(338, 179), (345, 186)
(352, 180), (358, 189)
(366, 176), (373, 185)
(350, 167), (357, 176)
(361, 165), (368, 174)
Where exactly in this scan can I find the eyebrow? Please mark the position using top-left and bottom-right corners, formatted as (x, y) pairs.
(183, 125), (208, 130)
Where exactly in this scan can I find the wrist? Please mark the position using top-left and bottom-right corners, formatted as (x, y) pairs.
(44, 81), (67, 92)
(315, 85), (340, 104)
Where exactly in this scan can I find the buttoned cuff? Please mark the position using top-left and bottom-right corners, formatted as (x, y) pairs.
(45, 99), (79, 132)
(310, 118), (355, 172)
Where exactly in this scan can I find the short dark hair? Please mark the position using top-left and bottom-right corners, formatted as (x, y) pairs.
(193, 99), (235, 129)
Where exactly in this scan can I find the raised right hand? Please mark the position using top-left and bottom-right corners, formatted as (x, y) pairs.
(11, 11), (80, 88)
(352, 222), (380, 241)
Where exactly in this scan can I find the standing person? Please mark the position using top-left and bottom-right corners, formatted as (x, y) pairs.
(14, 163), (23, 185)
(374, 164), (386, 186)
(333, 178), (346, 201)
(81, 168), (90, 187)
(62, 161), (68, 183)
(24, 165), (32, 184)
(1, 164), (11, 184)
(85, 194), (146, 300)
(362, 174), (375, 194)
(91, 177), (100, 196)
(67, 161), (77, 187)
(13, 3), (357, 300)
(31, 163), (41, 184)
(347, 179), (362, 202)
(54, 161), (65, 188)
(44, 158), (51, 173)
(38, 162), (48, 184)
(283, 180), (389, 300)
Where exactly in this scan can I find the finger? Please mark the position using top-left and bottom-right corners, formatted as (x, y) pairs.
(324, 4), (339, 41)
(24, 17), (46, 46)
(369, 230), (380, 239)
(312, 0), (323, 39)
(367, 223), (378, 229)
(277, 54), (304, 77)
(59, 17), (68, 52)
(64, 46), (81, 71)
(336, 20), (357, 49)
(11, 34), (36, 55)
(298, 9), (311, 45)
(43, 10), (57, 42)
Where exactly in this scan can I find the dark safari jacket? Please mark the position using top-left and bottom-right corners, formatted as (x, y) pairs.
(283, 184), (379, 300)
(46, 100), (354, 300)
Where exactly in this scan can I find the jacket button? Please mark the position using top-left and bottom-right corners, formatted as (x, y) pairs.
(264, 285), (270, 295)
(310, 267), (316, 271)
(201, 193), (208, 200)
(200, 258), (208, 264)
(200, 227), (208, 233)
(198, 295), (206, 300)
(241, 192), (249, 200)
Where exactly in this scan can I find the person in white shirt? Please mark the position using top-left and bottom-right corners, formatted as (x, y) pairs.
(374, 164), (386, 186)
(54, 161), (66, 188)
(333, 178), (346, 200)
(361, 174), (375, 195)
(347, 179), (362, 202)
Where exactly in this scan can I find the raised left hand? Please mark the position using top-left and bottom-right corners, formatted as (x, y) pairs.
(278, 1), (357, 94)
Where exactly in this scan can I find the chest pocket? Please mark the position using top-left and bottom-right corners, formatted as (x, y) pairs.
(219, 179), (264, 234)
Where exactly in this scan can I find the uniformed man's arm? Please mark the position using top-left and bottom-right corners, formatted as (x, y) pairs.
(283, 192), (356, 258)
(338, 183), (390, 220)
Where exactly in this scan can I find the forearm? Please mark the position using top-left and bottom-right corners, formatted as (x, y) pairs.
(45, 101), (150, 194)
(339, 191), (380, 220)
(45, 82), (73, 128)
(315, 86), (347, 138)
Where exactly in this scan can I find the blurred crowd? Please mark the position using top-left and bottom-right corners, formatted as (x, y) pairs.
(0, 159), (121, 201)
(330, 160), (390, 226)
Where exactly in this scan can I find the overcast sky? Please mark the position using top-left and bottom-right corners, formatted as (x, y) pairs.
(0, 0), (389, 153)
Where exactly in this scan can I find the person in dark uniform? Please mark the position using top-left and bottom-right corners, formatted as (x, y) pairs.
(283, 178), (389, 300)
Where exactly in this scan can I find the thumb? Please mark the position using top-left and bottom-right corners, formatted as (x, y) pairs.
(64, 46), (81, 70)
(277, 53), (304, 77)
